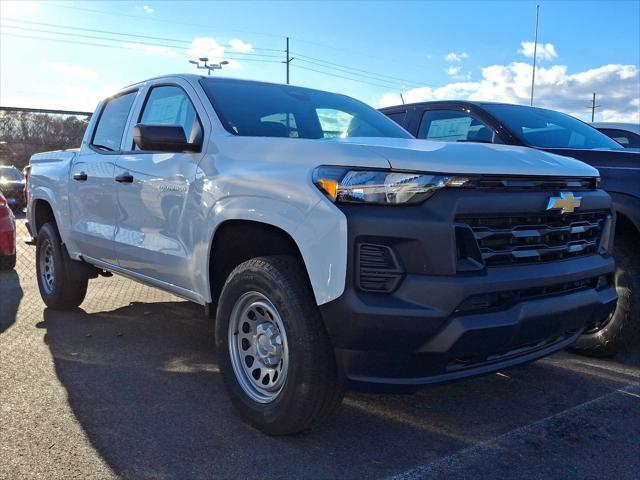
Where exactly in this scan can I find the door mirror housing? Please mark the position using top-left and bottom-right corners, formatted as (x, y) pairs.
(133, 124), (201, 152)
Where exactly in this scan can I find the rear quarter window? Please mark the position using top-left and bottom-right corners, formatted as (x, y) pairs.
(91, 91), (137, 151)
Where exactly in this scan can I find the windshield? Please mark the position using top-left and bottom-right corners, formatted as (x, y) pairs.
(0, 166), (23, 182)
(200, 78), (412, 140)
(483, 104), (623, 150)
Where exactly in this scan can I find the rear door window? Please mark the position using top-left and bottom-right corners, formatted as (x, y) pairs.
(91, 91), (137, 151)
(598, 128), (640, 148)
(418, 109), (498, 143)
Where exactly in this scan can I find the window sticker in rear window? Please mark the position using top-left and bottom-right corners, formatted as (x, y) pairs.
(427, 117), (472, 141)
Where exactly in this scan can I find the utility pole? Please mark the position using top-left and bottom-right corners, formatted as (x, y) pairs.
(400, 93), (405, 105)
(530, 4), (540, 106)
(589, 92), (601, 122)
(282, 37), (295, 84)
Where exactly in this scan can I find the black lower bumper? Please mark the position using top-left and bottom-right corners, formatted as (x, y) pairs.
(326, 282), (615, 387)
(319, 189), (617, 387)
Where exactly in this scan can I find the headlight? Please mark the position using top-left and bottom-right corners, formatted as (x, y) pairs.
(313, 166), (469, 205)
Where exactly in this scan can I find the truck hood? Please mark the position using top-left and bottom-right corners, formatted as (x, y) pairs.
(327, 137), (599, 177)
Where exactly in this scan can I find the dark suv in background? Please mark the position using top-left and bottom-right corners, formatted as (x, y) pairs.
(381, 101), (639, 356)
(0, 165), (26, 212)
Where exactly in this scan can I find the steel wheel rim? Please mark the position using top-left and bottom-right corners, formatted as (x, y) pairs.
(39, 239), (55, 294)
(228, 291), (289, 404)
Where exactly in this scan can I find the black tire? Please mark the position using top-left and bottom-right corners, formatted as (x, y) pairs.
(215, 255), (343, 435)
(36, 222), (88, 309)
(572, 235), (640, 357)
(0, 254), (16, 271)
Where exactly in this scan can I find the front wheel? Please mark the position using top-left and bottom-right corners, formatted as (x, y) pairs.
(571, 235), (640, 357)
(36, 222), (88, 309)
(216, 256), (343, 435)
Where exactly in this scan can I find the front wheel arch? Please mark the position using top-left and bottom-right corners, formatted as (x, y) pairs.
(208, 220), (313, 312)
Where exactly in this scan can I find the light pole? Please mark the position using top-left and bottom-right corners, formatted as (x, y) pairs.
(530, 5), (540, 106)
(189, 58), (229, 75)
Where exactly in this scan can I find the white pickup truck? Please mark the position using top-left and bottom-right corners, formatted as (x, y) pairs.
(27, 75), (617, 434)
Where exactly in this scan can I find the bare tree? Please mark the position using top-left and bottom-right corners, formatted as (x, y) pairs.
(0, 111), (89, 169)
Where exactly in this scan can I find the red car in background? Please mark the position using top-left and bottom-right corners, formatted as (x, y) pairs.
(0, 192), (17, 270)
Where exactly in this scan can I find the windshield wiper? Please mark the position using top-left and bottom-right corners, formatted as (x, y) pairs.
(93, 144), (115, 152)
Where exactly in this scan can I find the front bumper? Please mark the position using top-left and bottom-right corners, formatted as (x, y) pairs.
(318, 188), (617, 387)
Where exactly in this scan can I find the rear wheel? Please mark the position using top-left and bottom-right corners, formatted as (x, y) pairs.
(571, 235), (640, 357)
(36, 223), (88, 309)
(216, 256), (343, 435)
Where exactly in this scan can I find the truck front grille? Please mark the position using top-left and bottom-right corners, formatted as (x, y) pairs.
(457, 210), (609, 267)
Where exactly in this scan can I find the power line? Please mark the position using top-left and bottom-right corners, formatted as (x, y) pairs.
(293, 55), (425, 88)
(289, 37), (435, 72)
(47, 4), (284, 39)
(2, 19), (424, 88)
(44, 3), (435, 73)
(0, 18), (284, 52)
(293, 64), (403, 90)
(2, 31), (427, 92)
(1, 12), (442, 93)
(0, 24), (283, 58)
(0, 33), (282, 63)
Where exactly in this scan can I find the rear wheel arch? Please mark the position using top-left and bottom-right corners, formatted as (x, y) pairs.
(208, 220), (313, 311)
(32, 199), (57, 234)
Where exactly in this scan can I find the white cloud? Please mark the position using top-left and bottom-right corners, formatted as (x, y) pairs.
(136, 4), (154, 14)
(445, 52), (468, 62)
(228, 39), (253, 53)
(41, 61), (98, 79)
(518, 41), (558, 61)
(224, 59), (242, 69)
(188, 37), (226, 62)
(446, 66), (461, 76)
(122, 42), (177, 57)
(381, 62), (639, 123)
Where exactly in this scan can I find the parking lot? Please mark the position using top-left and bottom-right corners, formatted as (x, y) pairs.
(1, 216), (639, 480)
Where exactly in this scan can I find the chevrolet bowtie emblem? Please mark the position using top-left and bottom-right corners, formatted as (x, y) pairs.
(546, 192), (582, 214)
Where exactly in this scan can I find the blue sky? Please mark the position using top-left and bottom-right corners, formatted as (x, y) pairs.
(1, 0), (639, 122)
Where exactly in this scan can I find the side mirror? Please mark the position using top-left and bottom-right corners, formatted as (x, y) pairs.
(133, 124), (201, 152)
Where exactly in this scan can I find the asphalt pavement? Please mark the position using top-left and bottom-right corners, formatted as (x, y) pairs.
(1, 217), (639, 479)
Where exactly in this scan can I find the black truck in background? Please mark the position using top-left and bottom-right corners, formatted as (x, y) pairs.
(381, 101), (640, 356)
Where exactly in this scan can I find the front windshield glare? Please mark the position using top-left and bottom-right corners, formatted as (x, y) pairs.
(200, 78), (412, 140)
(484, 104), (623, 150)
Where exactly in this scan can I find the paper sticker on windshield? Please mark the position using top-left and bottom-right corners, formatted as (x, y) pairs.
(427, 117), (472, 141)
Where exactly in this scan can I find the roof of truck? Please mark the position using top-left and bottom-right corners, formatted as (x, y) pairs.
(120, 74), (353, 100)
(122, 74), (311, 91)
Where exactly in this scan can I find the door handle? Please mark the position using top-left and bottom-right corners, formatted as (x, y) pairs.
(115, 173), (134, 183)
(73, 171), (87, 181)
